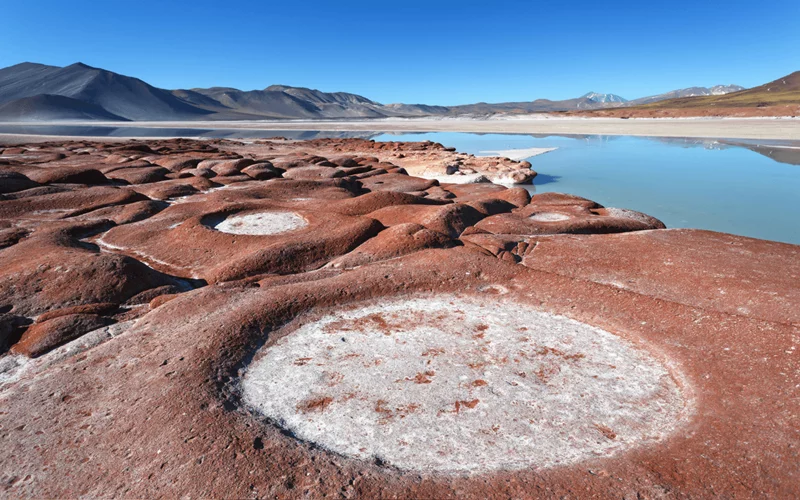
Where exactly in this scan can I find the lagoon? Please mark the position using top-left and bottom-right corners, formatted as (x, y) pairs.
(1, 125), (798, 244)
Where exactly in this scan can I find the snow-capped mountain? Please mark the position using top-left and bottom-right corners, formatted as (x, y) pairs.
(629, 85), (745, 105)
(581, 92), (629, 104)
(709, 85), (745, 95)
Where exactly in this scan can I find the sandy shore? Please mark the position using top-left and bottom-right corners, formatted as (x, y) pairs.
(1, 116), (799, 142)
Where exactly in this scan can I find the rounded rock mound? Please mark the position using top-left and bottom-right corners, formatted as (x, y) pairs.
(243, 294), (689, 474)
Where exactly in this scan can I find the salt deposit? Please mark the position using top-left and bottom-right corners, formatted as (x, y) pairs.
(530, 212), (572, 222)
(243, 294), (689, 473)
(213, 211), (307, 235)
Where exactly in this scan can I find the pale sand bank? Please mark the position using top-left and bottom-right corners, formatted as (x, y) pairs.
(479, 147), (558, 160)
(1, 116), (799, 142)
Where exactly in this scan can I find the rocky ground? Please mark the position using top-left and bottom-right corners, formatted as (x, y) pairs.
(0, 137), (798, 498)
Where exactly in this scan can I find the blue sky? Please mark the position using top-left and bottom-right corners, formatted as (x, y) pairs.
(1, 0), (798, 105)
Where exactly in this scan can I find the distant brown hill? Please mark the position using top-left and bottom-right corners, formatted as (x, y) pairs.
(636, 71), (800, 109)
(573, 71), (800, 118)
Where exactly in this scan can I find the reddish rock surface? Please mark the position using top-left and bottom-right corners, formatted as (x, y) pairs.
(11, 313), (113, 357)
(473, 192), (666, 236)
(0, 138), (797, 498)
(520, 228), (800, 324)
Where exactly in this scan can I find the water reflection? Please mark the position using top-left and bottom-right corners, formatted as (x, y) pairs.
(0, 125), (380, 141)
(370, 132), (800, 244)
(0, 125), (797, 243)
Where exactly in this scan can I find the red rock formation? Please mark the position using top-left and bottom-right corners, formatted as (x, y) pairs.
(0, 137), (796, 498)
(473, 192), (665, 235)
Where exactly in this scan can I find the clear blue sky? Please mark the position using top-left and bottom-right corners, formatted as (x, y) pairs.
(1, 0), (798, 105)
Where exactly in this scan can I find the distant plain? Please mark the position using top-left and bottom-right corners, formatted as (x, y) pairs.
(1, 116), (799, 143)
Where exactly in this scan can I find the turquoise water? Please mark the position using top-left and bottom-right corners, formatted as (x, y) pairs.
(1, 125), (797, 244)
(374, 133), (800, 245)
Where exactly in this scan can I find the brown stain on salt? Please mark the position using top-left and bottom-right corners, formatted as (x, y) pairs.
(297, 396), (333, 413)
(455, 399), (480, 413)
(375, 400), (421, 424)
(594, 423), (617, 440)
(535, 364), (561, 383)
(421, 347), (445, 357)
(537, 346), (586, 362)
(412, 371), (435, 384)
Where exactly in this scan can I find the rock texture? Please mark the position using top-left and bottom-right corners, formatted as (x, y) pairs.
(0, 137), (798, 498)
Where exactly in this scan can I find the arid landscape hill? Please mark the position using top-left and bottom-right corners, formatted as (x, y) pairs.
(627, 85), (744, 105)
(1, 61), (797, 121)
(635, 71), (800, 109)
(174, 85), (395, 119)
(0, 62), (211, 121)
(578, 72), (800, 118)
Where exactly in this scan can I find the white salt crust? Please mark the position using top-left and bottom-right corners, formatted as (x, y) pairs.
(243, 295), (689, 473)
(530, 212), (572, 222)
(213, 212), (307, 235)
(479, 147), (558, 161)
(603, 207), (654, 224)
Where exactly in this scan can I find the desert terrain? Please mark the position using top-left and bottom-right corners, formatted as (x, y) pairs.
(2, 63), (799, 127)
(2, 116), (800, 144)
(1, 136), (798, 498)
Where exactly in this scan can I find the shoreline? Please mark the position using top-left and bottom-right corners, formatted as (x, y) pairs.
(0, 116), (799, 142)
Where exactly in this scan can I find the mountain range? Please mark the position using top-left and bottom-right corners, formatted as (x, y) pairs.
(627, 85), (744, 105)
(0, 61), (762, 121)
(635, 73), (800, 109)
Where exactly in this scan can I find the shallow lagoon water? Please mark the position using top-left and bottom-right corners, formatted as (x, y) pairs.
(1, 125), (798, 244)
(375, 132), (800, 245)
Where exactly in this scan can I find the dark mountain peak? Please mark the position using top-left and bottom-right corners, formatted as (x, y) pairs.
(263, 84), (376, 104)
(189, 86), (237, 93)
(265, 84), (299, 92)
(67, 62), (96, 70)
(7, 62), (56, 71)
(0, 61), (211, 120)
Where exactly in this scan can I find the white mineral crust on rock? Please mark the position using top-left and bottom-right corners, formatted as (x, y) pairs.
(243, 294), (689, 473)
(213, 211), (307, 235)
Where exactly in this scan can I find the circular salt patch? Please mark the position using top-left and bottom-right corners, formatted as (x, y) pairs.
(213, 211), (307, 235)
(243, 295), (688, 473)
(530, 212), (571, 222)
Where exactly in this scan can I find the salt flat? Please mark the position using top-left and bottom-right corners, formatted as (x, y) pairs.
(1, 116), (799, 142)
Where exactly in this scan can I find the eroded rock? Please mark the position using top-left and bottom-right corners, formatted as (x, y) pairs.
(0, 137), (795, 498)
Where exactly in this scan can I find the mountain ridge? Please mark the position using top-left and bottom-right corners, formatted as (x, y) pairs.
(633, 72), (800, 109)
(629, 85), (746, 105)
(0, 61), (787, 121)
(0, 62), (211, 120)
